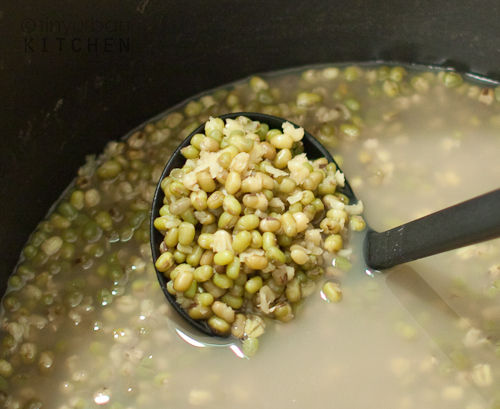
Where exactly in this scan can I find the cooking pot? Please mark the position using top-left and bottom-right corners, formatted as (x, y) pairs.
(1, 0), (500, 297)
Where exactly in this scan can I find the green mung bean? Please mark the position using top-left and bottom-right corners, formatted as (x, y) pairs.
(178, 222), (195, 246)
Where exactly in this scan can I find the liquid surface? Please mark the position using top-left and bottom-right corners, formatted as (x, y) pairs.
(1, 64), (500, 409)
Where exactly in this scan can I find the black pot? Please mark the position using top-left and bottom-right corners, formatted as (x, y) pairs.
(1, 0), (500, 296)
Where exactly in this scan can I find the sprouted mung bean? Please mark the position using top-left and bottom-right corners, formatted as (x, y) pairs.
(153, 116), (362, 336)
(1, 64), (500, 409)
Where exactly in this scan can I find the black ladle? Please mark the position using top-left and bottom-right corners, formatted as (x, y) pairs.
(150, 112), (500, 337)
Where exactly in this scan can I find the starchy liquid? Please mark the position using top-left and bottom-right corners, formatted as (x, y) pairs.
(1, 64), (499, 409)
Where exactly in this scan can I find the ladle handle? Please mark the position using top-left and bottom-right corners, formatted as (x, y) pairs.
(365, 189), (500, 270)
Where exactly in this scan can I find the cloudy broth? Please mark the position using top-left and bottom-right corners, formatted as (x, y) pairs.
(1, 64), (499, 409)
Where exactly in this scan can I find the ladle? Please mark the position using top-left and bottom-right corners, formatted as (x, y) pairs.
(150, 112), (500, 337)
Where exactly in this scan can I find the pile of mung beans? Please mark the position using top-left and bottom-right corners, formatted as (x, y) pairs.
(154, 115), (365, 341)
